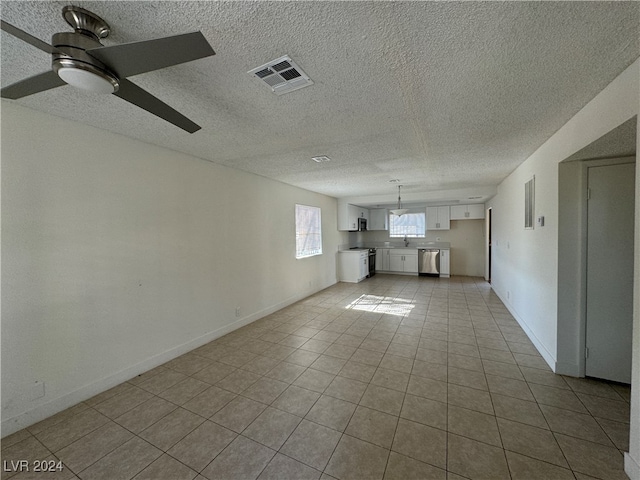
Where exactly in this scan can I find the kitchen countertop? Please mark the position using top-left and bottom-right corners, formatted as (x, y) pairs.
(339, 242), (451, 251)
(370, 242), (450, 249)
(377, 245), (450, 249)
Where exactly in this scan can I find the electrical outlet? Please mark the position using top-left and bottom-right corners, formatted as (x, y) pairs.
(235, 307), (241, 318)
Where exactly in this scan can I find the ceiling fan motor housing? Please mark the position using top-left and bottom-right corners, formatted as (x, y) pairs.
(51, 32), (119, 93)
(51, 6), (119, 93)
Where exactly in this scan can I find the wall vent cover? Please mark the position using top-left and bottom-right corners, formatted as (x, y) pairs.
(248, 55), (313, 95)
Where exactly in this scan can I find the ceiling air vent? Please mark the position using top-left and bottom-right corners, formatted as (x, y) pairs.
(248, 55), (313, 95)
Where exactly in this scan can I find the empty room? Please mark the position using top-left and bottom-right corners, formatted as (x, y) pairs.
(2, 2), (639, 479)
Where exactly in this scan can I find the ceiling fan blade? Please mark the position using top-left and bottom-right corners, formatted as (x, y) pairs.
(1, 20), (59, 54)
(114, 79), (201, 133)
(1, 70), (66, 99)
(86, 31), (215, 78)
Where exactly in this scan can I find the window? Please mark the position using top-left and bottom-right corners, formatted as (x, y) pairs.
(295, 204), (322, 258)
(525, 176), (535, 229)
(389, 212), (426, 237)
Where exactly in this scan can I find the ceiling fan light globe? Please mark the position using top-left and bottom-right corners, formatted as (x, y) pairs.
(57, 66), (117, 94)
(54, 57), (119, 94)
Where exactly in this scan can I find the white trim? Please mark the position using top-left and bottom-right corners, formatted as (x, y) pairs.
(1, 280), (337, 437)
(485, 207), (491, 282)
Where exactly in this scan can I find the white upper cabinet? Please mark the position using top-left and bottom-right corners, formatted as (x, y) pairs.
(338, 203), (369, 231)
(426, 206), (450, 230)
(369, 208), (388, 230)
(358, 207), (369, 222)
(450, 204), (485, 220)
(339, 201), (483, 230)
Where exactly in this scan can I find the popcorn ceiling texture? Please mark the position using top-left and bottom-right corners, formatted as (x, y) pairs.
(1, 1), (638, 199)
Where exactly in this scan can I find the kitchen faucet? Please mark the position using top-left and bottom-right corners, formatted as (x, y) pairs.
(404, 235), (410, 247)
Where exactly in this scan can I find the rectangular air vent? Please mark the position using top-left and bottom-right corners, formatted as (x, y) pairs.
(248, 55), (313, 95)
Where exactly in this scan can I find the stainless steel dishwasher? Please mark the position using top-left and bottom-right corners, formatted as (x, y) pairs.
(418, 249), (440, 276)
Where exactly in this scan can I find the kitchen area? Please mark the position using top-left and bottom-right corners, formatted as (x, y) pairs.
(337, 201), (486, 283)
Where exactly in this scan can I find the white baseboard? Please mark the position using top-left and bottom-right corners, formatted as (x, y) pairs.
(626, 452), (640, 480)
(491, 287), (557, 372)
(1, 280), (336, 437)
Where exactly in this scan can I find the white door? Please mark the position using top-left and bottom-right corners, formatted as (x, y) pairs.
(585, 162), (635, 383)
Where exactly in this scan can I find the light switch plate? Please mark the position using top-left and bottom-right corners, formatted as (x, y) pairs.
(537, 216), (545, 227)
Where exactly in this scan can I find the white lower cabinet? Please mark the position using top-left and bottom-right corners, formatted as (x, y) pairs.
(376, 248), (391, 271)
(389, 250), (418, 273)
(339, 251), (368, 283)
(389, 253), (403, 272)
(405, 253), (419, 273)
(440, 248), (450, 278)
(375, 247), (448, 277)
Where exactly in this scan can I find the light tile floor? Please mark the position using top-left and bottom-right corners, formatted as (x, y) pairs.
(1, 275), (632, 480)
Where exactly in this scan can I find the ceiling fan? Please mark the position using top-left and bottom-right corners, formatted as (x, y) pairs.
(1, 5), (215, 133)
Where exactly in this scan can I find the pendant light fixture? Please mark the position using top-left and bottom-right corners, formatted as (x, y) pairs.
(390, 185), (409, 216)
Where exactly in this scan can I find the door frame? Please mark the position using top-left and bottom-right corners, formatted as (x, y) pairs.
(485, 207), (492, 282)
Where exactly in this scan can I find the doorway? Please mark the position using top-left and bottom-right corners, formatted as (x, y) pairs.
(556, 118), (636, 379)
(585, 161), (635, 383)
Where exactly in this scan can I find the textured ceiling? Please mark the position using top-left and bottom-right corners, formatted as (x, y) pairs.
(1, 1), (638, 202)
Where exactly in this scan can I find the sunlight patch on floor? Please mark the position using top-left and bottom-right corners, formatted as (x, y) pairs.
(345, 294), (415, 316)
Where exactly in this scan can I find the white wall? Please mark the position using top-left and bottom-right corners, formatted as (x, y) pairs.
(487, 59), (638, 369)
(356, 219), (486, 277)
(487, 59), (639, 479)
(557, 160), (587, 376)
(627, 78), (640, 480)
(1, 102), (347, 436)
